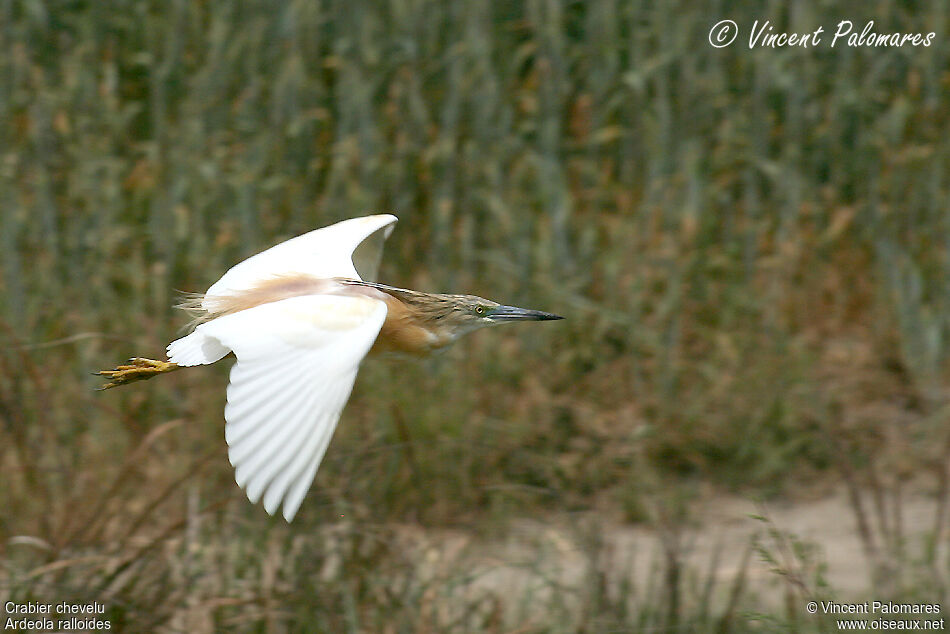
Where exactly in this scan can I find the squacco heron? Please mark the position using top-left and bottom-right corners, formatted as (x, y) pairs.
(97, 215), (562, 521)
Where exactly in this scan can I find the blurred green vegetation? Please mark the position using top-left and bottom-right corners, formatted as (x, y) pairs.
(2, 0), (950, 631)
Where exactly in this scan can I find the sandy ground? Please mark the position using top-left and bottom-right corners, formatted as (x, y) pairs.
(384, 487), (946, 623)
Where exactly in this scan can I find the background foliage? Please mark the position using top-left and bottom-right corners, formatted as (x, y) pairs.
(2, 1), (950, 631)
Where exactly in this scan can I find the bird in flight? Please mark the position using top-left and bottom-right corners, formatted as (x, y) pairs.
(97, 215), (562, 521)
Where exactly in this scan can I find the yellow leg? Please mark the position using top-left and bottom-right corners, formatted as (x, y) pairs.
(95, 357), (180, 390)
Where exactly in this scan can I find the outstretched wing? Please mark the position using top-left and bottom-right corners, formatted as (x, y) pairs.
(204, 214), (397, 309)
(193, 293), (387, 521)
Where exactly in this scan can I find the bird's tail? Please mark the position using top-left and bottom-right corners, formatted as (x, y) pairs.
(174, 291), (212, 331)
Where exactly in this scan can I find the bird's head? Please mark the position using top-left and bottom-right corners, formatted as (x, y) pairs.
(340, 279), (564, 347)
(418, 293), (564, 339)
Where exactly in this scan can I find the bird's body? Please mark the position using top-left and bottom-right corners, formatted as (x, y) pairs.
(98, 214), (561, 521)
(179, 275), (495, 356)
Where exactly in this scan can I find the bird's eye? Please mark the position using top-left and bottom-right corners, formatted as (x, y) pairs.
(475, 305), (485, 315)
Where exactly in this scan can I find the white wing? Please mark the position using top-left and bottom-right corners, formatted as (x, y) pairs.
(204, 214), (397, 310)
(168, 214), (397, 367)
(191, 293), (387, 521)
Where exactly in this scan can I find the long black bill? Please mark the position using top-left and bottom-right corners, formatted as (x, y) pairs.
(487, 305), (564, 322)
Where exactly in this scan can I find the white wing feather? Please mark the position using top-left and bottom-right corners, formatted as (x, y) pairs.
(167, 214), (397, 368)
(204, 214), (397, 309)
(164, 214), (399, 520)
(195, 294), (387, 521)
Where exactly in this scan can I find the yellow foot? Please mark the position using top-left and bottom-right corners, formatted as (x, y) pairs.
(95, 357), (179, 390)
